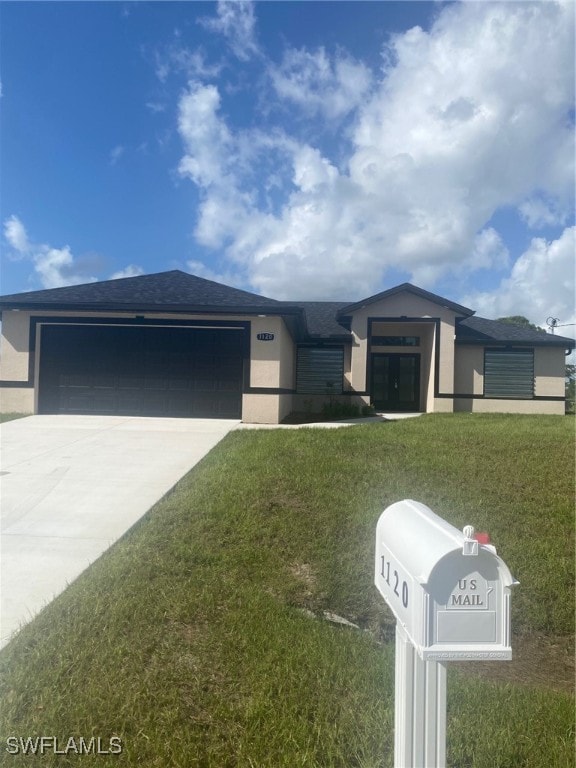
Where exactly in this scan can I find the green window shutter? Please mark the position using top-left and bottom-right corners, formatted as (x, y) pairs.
(484, 348), (534, 399)
(296, 347), (344, 394)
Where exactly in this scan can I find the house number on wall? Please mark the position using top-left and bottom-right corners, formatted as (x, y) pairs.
(256, 332), (275, 341)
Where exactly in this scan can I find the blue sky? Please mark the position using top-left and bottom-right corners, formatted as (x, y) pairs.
(1, 0), (574, 331)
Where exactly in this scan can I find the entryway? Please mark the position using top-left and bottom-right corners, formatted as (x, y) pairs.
(370, 353), (421, 412)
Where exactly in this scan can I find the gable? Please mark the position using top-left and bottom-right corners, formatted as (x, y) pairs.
(338, 283), (474, 318)
(340, 288), (467, 324)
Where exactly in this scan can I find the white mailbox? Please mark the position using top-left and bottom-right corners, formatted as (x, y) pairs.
(375, 499), (518, 661)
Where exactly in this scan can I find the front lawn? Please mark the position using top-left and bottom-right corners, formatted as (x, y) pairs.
(0, 414), (573, 766)
(0, 413), (29, 423)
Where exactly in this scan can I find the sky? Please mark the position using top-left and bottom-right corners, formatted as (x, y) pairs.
(1, 0), (575, 333)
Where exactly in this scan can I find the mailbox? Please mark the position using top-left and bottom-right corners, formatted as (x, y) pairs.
(375, 499), (518, 661)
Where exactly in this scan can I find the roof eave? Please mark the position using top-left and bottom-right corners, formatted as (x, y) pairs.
(337, 283), (475, 318)
(0, 301), (303, 316)
(305, 334), (352, 343)
(455, 337), (575, 349)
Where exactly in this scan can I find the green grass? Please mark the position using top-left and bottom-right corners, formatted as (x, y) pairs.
(0, 414), (573, 766)
(0, 413), (29, 423)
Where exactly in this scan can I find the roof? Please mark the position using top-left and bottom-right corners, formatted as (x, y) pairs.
(0, 270), (573, 348)
(457, 316), (575, 348)
(291, 301), (351, 339)
(338, 282), (475, 318)
(0, 270), (283, 313)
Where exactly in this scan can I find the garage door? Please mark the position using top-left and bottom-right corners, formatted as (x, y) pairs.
(38, 324), (244, 418)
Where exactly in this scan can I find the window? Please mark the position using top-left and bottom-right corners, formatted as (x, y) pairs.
(371, 336), (420, 347)
(484, 348), (534, 399)
(296, 346), (344, 394)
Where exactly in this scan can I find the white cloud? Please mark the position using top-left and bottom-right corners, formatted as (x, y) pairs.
(462, 226), (576, 327)
(177, 82), (291, 252)
(199, 0), (259, 61)
(178, 82), (233, 188)
(153, 45), (222, 85)
(109, 265), (144, 280)
(470, 228), (510, 273)
(2, 215), (142, 290)
(292, 145), (339, 193)
(109, 145), (125, 165)
(35, 245), (79, 289)
(146, 101), (166, 114)
(2, 216), (97, 289)
(185, 259), (246, 290)
(345, 0), (574, 274)
(4, 215), (31, 254)
(177, 1), (574, 303)
(270, 47), (372, 120)
(519, 195), (569, 229)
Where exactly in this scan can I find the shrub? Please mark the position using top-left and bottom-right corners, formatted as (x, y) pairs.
(321, 401), (375, 419)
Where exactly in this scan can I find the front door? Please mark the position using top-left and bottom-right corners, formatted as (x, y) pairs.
(371, 353), (421, 411)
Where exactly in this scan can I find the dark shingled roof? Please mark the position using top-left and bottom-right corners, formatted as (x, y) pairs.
(291, 302), (351, 338)
(457, 316), (575, 348)
(0, 270), (282, 312)
(0, 270), (573, 348)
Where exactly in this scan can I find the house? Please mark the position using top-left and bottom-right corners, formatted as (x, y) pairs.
(0, 270), (573, 422)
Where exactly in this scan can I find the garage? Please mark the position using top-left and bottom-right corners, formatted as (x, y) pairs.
(38, 323), (245, 418)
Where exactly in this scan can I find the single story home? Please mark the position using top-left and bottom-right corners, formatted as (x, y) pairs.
(0, 270), (573, 422)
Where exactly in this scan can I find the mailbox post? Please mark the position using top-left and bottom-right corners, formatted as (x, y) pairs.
(375, 500), (518, 768)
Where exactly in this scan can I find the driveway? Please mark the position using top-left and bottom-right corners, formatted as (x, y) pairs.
(0, 415), (239, 649)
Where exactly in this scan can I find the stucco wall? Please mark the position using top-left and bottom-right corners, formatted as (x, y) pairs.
(454, 344), (566, 399)
(0, 311), (296, 386)
(369, 320), (435, 412)
(453, 344), (567, 414)
(0, 311), (31, 381)
(534, 347), (566, 397)
(0, 387), (34, 413)
(249, 315), (295, 389)
(348, 293), (459, 410)
(242, 393), (294, 424)
(290, 393), (369, 414)
(2, 308), (567, 421)
(454, 398), (565, 415)
(454, 345), (484, 395)
(0, 309), (297, 422)
(0, 311), (36, 413)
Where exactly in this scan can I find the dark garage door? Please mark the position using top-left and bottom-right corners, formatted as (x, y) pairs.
(38, 324), (245, 418)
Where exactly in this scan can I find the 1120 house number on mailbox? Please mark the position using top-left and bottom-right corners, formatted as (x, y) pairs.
(380, 552), (409, 608)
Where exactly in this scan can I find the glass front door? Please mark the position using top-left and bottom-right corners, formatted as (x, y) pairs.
(371, 353), (421, 411)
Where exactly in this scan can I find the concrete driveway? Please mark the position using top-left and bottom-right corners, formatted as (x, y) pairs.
(0, 415), (239, 649)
